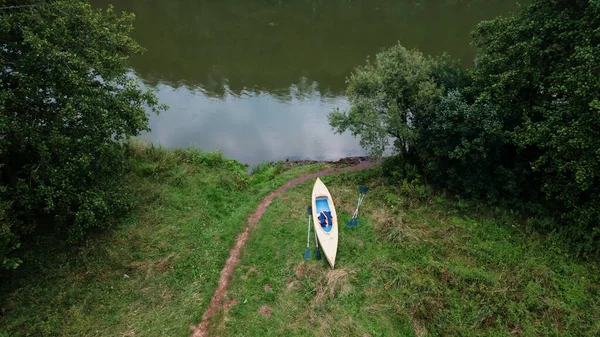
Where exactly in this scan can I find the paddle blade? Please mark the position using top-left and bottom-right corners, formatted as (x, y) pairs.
(304, 248), (311, 260)
(359, 186), (370, 194)
(347, 218), (357, 227)
(315, 248), (322, 260)
(307, 206), (312, 214)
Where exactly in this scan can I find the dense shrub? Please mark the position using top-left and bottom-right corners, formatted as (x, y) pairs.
(471, 0), (600, 251)
(415, 90), (509, 199)
(0, 1), (162, 269)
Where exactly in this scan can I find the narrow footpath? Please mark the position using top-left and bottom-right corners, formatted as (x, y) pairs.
(190, 161), (376, 337)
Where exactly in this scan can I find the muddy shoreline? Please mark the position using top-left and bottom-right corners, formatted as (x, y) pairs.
(259, 156), (371, 169)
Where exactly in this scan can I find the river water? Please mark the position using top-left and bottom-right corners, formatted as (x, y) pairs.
(91, 0), (523, 166)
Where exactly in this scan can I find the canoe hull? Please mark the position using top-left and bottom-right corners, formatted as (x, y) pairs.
(312, 177), (338, 268)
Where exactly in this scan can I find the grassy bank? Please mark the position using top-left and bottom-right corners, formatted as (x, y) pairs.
(1, 149), (599, 337)
(214, 170), (600, 336)
(0, 145), (331, 337)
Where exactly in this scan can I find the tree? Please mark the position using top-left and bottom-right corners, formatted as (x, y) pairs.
(472, 0), (600, 250)
(328, 44), (442, 158)
(0, 0), (163, 269)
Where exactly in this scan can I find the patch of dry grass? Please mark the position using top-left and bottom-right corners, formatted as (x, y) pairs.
(127, 253), (176, 280)
(313, 268), (356, 304)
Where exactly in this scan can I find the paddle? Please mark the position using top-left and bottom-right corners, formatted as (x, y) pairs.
(314, 223), (322, 260)
(304, 206), (312, 260)
(347, 186), (369, 227)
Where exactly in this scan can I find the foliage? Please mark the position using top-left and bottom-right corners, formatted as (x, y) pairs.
(328, 44), (474, 162)
(430, 53), (472, 94)
(0, 0), (163, 269)
(328, 44), (442, 158)
(251, 161), (272, 175)
(471, 0), (600, 251)
(414, 90), (509, 199)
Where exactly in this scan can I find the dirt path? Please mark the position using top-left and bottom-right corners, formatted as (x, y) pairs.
(190, 161), (376, 337)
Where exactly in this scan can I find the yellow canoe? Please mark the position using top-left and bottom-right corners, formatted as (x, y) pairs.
(311, 177), (339, 268)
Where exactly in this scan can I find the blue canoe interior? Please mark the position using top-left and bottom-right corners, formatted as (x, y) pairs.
(315, 197), (333, 233)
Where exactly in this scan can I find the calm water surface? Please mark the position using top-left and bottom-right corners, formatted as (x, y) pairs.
(91, 0), (523, 165)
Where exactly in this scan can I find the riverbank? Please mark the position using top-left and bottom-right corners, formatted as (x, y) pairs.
(1, 147), (598, 336)
(0, 146), (336, 336)
(210, 169), (600, 336)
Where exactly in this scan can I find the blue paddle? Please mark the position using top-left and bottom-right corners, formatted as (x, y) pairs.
(304, 206), (312, 260)
(347, 186), (369, 227)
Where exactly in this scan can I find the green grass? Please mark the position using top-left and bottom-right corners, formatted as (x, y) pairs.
(0, 145), (330, 337)
(1, 150), (599, 337)
(216, 170), (600, 337)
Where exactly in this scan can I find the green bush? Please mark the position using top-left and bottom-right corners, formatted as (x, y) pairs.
(415, 90), (509, 199)
(0, 1), (163, 269)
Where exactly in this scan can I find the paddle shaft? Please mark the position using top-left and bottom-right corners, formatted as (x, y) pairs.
(352, 193), (367, 219)
(307, 214), (311, 249)
(314, 226), (319, 250)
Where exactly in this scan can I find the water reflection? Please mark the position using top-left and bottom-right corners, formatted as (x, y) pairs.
(91, 0), (524, 164)
(142, 79), (363, 166)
